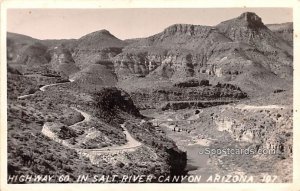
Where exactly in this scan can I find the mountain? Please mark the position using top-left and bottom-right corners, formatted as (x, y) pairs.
(71, 63), (117, 92)
(7, 32), (39, 62)
(7, 32), (39, 45)
(113, 12), (293, 96)
(7, 30), (127, 86)
(75, 29), (127, 50)
(6, 12), (293, 183)
(49, 44), (80, 77)
(7, 12), (293, 96)
(216, 12), (293, 78)
(70, 29), (127, 67)
(67, 30), (128, 87)
(267, 22), (293, 46)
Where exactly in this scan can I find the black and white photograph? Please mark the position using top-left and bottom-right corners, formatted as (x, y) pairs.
(1, 1), (299, 189)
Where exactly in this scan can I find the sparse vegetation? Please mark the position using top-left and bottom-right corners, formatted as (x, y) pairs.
(6, 11), (293, 183)
(174, 79), (210, 88)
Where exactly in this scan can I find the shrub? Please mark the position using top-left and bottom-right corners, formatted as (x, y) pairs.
(174, 79), (210, 88)
(199, 79), (210, 86)
(28, 88), (36, 94)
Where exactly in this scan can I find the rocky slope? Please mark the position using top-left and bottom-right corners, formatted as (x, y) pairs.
(48, 44), (80, 77)
(7, 12), (293, 96)
(113, 12), (293, 96)
(7, 78), (187, 183)
(6, 11), (293, 183)
(216, 12), (292, 79)
(7, 29), (126, 85)
(70, 30), (127, 67)
(267, 22), (293, 46)
(144, 88), (293, 182)
(211, 91), (293, 182)
(7, 32), (38, 61)
(128, 81), (247, 110)
(93, 88), (187, 180)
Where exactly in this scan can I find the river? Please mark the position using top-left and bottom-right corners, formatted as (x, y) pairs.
(141, 109), (216, 183)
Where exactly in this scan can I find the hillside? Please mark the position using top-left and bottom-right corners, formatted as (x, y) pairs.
(75, 29), (127, 50)
(6, 11), (293, 183)
(7, 32), (38, 62)
(267, 22), (293, 46)
(144, 89), (292, 182)
(7, 29), (127, 86)
(7, 29), (187, 183)
(216, 12), (292, 79)
(7, 12), (293, 96)
(71, 63), (117, 91)
(70, 30), (127, 68)
(49, 45), (80, 77)
(7, 82), (187, 182)
(7, 32), (40, 53)
(114, 12), (293, 97)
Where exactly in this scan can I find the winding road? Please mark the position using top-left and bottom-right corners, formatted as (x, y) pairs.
(67, 107), (142, 152)
(235, 104), (287, 110)
(17, 78), (74, 99)
(86, 123), (142, 152)
(18, 78), (143, 155)
(17, 94), (35, 99)
(41, 107), (142, 158)
(69, 107), (91, 128)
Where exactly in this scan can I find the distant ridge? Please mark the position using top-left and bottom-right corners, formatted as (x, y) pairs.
(7, 12), (293, 96)
(74, 29), (127, 50)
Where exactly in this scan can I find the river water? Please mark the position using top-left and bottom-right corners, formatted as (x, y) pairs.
(141, 109), (217, 183)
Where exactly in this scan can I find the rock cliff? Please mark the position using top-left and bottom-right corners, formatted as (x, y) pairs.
(111, 12), (292, 96)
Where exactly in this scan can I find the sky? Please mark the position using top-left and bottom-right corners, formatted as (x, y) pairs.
(7, 8), (292, 40)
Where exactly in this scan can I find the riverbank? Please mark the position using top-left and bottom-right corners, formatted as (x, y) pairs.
(141, 96), (293, 183)
(141, 109), (216, 182)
